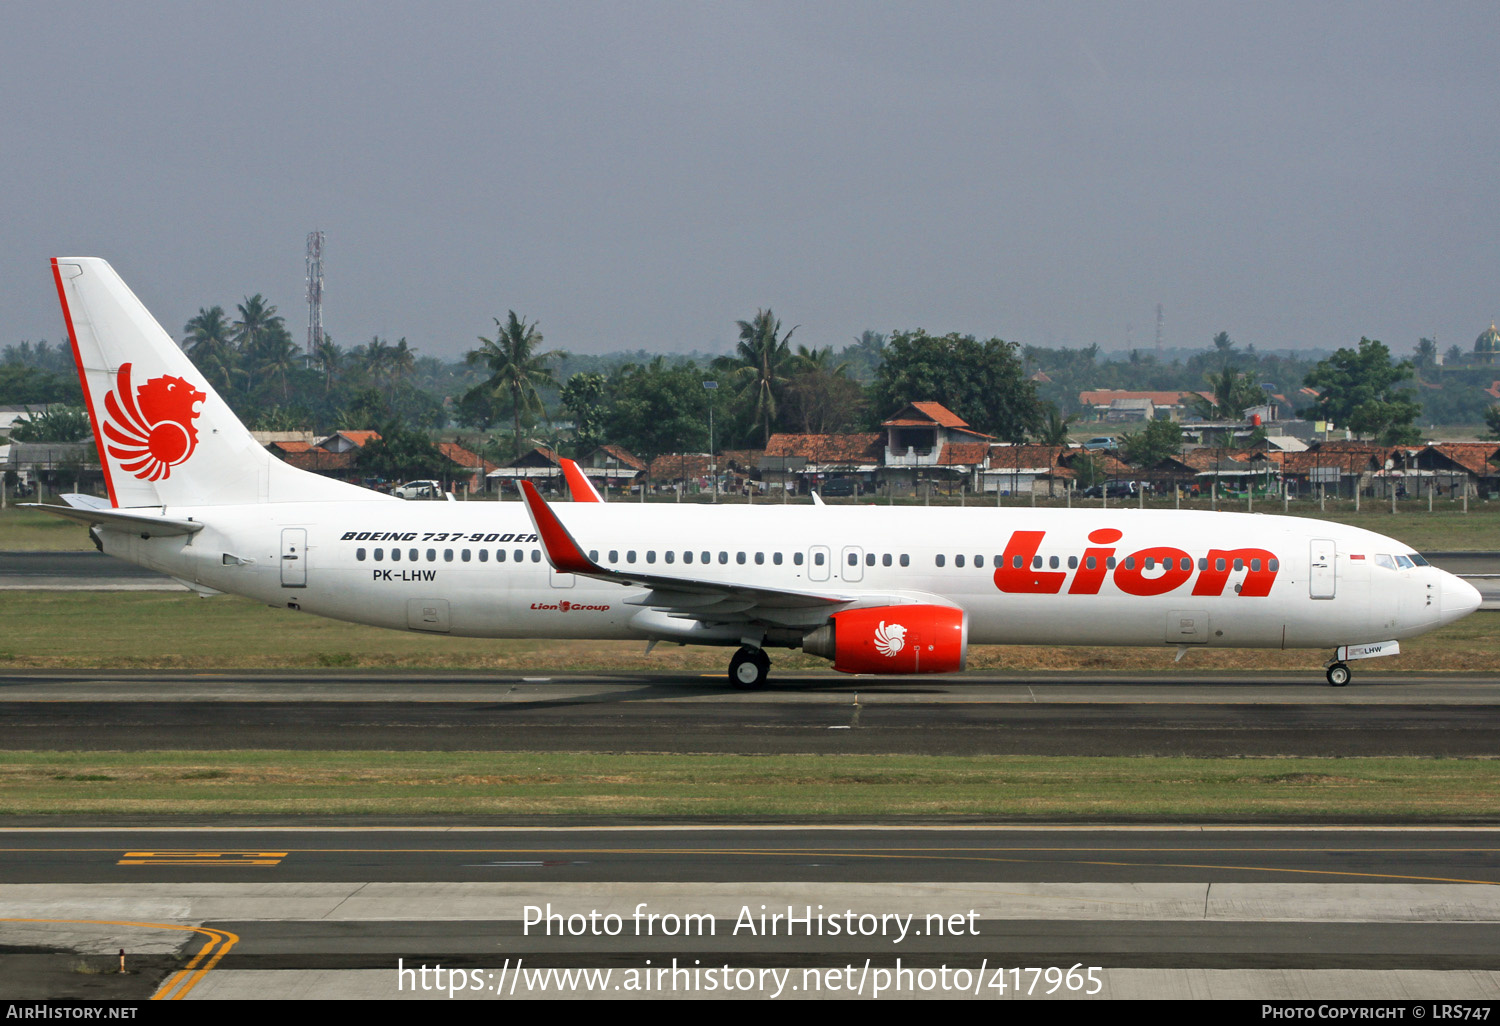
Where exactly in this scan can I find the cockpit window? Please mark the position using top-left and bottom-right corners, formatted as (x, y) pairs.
(1394, 554), (1415, 569)
(1374, 554), (1396, 570)
(1408, 553), (1430, 567)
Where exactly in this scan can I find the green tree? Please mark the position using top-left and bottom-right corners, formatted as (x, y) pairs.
(354, 422), (452, 483)
(1414, 337), (1438, 374)
(1190, 365), (1264, 421)
(1120, 418), (1183, 466)
(1484, 404), (1500, 441)
(8, 405), (92, 443)
(182, 306), (240, 396)
(1303, 338), (1423, 445)
(1034, 404), (1076, 445)
(715, 309), (796, 447)
(560, 372), (606, 454)
(464, 312), (562, 458)
(603, 358), (711, 459)
(872, 330), (1042, 442)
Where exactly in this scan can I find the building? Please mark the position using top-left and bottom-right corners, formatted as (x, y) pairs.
(880, 402), (992, 496)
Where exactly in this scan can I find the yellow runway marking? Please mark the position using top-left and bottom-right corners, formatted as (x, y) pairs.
(117, 851), (287, 866)
(0, 918), (239, 1001)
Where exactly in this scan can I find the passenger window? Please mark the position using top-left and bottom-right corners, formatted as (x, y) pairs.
(609, 550), (618, 562)
(409, 549), (417, 561)
(882, 554), (892, 567)
(737, 552), (746, 565)
(720, 552), (730, 564)
(1031, 556), (1042, 569)
(774, 553), (784, 565)
(391, 548), (402, 562)
(514, 549), (524, 562)
(1068, 556), (1078, 569)
(955, 555), (965, 568)
(1014, 555), (1024, 569)
(865, 553), (875, 566)
(1049, 556), (1059, 569)
(1199, 557), (1208, 571)
(462, 550), (471, 562)
(496, 550), (506, 562)
(701, 551), (710, 564)
(374, 548), (384, 561)
(900, 554), (910, 567)
(847, 552), (858, 567)
(480, 550), (489, 563)
(1086, 556), (1096, 570)
(427, 548), (437, 561)
(974, 555), (984, 568)
(587, 550), (597, 562)
(1106, 557), (1117, 569)
(1143, 557), (1153, 570)
(1233, 558), (1244, 571)
(812, 552), (823, 566)
(795, 553), (805, 566)
(1269, 559), (1280, 571)
(1250, 559), (1260, 572)
(665, 551), (674, 564)
(531, 550), (541, 563)
(684, 551), (694, 564)
(646, 551), (656, 564)
(1180, 557), (1191, 571)
(626, 550), (636, 563)
(755, 552), (765, 565)
(935, 554), (946, 567)
(356, 548), (366, 561)
(444, 549), (454, 562)
(1124, 557), (1135, 570)
(1215, 558), (1226, 572)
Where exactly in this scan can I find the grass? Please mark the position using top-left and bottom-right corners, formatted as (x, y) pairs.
(1, 590), (1495, 671)
(2, 751), (1498, 819)
(0, 506), (97, 551)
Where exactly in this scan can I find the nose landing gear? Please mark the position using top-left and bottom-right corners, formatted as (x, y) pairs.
(729, 645), (771, 689)
(1325, 662), (1351, 687)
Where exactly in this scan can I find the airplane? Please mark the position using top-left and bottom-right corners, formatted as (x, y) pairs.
(25, 258), (1483, 688)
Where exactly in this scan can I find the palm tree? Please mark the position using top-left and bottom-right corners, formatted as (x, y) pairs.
(465, 312), (562, 458)
(311, 335), (343, 394)
(716, 309), (796, 446)
(182, 306), (238, 394)
(1191, 365), (1263, 421)
(232, 295), (284, 352)
(1034, 404), (1077, 446)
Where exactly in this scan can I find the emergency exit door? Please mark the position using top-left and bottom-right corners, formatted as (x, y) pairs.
(280, 529), (307, 588)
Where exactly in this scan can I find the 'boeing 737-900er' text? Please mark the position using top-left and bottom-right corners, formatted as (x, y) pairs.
(26, 258), (1482, 687)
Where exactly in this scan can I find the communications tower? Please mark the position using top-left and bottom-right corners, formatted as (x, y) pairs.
(305, 231), (325, 357)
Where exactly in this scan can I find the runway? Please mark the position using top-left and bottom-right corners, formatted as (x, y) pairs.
(3, 671), (1500, 756)
(5, 825), (1500, 1000)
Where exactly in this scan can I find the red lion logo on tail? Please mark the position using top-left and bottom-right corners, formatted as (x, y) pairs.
(101, 363), (206, 481)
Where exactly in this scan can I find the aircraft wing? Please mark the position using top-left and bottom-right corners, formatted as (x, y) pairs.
(518, 481), (923, 628)
(21, 497), (205, 537)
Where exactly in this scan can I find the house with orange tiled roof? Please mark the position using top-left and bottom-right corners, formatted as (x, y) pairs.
(437, 441), (500, 494)
(982, 443), (1075, 497)
(880, 402), (993, 495)
(761, 433), (883, 494)
(1393, 442), (1500, 498)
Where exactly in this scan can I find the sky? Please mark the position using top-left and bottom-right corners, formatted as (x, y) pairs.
(2, 2), (1497, 363)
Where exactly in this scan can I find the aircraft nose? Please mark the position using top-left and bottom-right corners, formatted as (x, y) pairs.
(1441, 572), (1483, 623)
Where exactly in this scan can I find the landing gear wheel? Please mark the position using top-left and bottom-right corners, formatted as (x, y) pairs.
(729, 646), (771, 689)
(1326, 663), (1351, 687)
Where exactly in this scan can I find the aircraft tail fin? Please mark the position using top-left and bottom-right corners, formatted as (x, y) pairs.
(51, 258), (388, 508)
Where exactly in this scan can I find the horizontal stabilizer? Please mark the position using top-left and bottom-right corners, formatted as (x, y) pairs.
(20, 502), (204, 537)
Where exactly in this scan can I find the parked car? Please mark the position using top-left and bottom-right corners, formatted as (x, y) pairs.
(1081, 479), (1138, 499)
(1082, 436), (1118, 451)
(820, 477), (857, 497)
(394, 479), (444, 500)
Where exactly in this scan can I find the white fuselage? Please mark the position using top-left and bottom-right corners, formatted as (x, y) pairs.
(97, 500), (1478, 652)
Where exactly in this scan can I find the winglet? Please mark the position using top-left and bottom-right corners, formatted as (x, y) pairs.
(518, 480), (600, 574)
(560, 458), (603, 502)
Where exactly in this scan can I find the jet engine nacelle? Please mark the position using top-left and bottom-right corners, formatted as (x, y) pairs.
(802, 604), (968, 675)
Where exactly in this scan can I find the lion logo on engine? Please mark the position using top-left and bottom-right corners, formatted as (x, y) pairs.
(873, 620), (906, 657)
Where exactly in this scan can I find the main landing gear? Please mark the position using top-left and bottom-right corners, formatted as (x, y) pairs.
(729, 645), (771, 689)
(1325, 663), (1351, 687)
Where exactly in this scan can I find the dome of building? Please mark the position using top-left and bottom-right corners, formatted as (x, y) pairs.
(1477, 323), (1500, 355)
